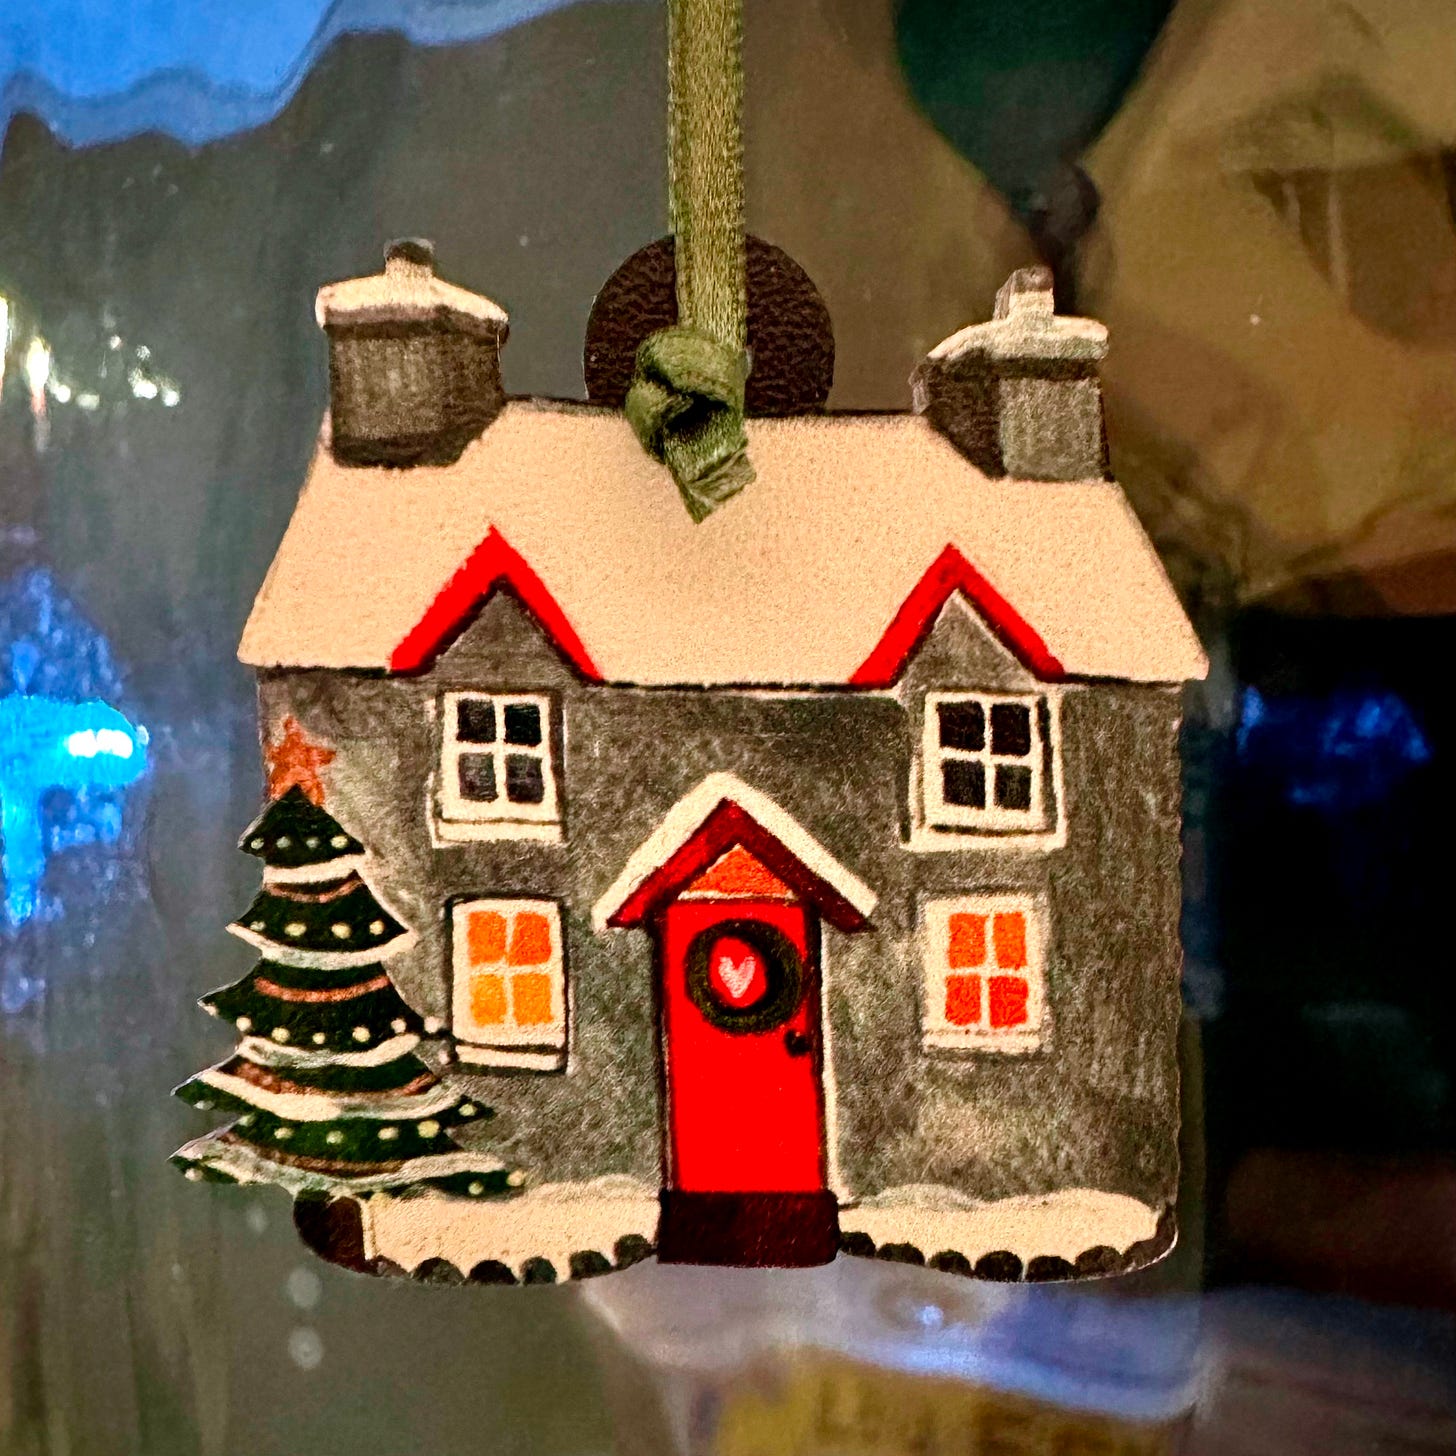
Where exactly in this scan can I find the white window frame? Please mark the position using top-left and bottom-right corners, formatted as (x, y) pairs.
(436, 691), (560, 843)
(920, 893), (1047, 1053)
(450, 897), (567, 1071)
(921, 691), (1054, 836)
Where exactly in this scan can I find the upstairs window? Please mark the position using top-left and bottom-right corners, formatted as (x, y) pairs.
(438, 692), (559, 839)
(921, 895), (1046, 1052)
(451, 898), (567, 1071)
(923, 692), (1052, 833)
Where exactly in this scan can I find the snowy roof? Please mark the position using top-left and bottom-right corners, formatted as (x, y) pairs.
(239, 401), (1206, 686)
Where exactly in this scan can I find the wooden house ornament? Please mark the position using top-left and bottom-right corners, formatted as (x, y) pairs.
(174, 240), (1207, 1285)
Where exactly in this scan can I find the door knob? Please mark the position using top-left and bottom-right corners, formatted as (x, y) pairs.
(784, 1029), (812, 1057)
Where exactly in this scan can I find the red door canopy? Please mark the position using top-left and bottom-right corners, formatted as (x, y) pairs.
(594, 774), (876, 934)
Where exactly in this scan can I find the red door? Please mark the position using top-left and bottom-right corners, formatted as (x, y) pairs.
(659, 897), (827, 1194)
(599, 791), (873, 1265)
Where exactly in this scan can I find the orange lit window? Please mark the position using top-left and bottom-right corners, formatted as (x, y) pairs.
(922, 896), (1045, 1051)
(450, 898), (566, 1069)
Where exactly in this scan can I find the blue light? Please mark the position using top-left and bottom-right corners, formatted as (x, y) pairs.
(1237, 685), (1433, 810)
(0, 568), (148, 927)
(1, 695), (147, 923)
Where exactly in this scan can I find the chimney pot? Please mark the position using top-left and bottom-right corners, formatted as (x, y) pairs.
(913, 269), (1109, 481)
(315, 240), (508, 468)
(995, 265), (1055, 319)
(384, 237), (436, 276)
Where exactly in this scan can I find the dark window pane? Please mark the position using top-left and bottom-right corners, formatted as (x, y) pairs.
(457, 698), (496, 743)
(990, 702), (1032, 757)
(505, 754), (546, 804)
(942, 760), (985, 808)
(458, 753), (497, 801)
(938, 700), (984, 751)
(504, 702), (543, 746)
(995, 764), (1033, 812)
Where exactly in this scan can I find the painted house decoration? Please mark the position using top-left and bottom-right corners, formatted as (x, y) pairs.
(175, 237), (1207, 1285)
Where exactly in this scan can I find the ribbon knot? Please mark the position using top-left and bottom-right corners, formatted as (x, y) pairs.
(626, 325), (754, 522)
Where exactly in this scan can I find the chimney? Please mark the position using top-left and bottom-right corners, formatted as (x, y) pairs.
(912, 267), (1108, 481)
(315, 239), (509, 468)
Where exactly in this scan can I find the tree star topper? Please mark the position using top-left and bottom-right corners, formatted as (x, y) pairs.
(265, 716), (335, 805)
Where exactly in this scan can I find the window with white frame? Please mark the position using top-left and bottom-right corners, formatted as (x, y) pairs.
(922, 692), (1051, 832)
(438, 692), (558, 837)
(451, 897), (567, 1070)
(921, 894), (1046, 1052)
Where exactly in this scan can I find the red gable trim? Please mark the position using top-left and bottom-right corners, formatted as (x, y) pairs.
(850, 544), (1065, 687)
(608, 802), (870, 933)
(389, 527), (601, 678)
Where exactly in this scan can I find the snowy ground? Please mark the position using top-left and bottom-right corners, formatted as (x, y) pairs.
(838, 1185), (1163, 1264)
(361, 1181), (1162, 1280)
(363, 1175), (660, 1278)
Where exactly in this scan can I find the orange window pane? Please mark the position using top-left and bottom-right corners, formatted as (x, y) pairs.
(467, 910), (507, 965)
(469, 972), (508, 1026)
(944, 974), (982, 1026)
(511, 972), (555, 1026)
(989, 975), (1029, 1028)
(947, 913), (987, 968)
(992, 912), (1027, 970)
(508, 911), (554, 966)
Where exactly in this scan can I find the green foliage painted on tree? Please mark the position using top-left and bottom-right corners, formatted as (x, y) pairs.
(173, 790), (521, 1201)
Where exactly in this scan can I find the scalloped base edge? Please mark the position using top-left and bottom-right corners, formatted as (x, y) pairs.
(292, 1185), (1174, 1286)
(294, 1183), (661, 1285)
(837, 1204), (1177, 1282)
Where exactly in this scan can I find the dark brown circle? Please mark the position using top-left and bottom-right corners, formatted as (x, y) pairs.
(584, 235), (834, 414)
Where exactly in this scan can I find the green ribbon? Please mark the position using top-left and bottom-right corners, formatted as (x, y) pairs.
(626, 326), (752, 522)
(626, 0), (754, 520)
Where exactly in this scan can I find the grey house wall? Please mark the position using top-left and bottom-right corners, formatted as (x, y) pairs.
(259, 589), (1184, 1212)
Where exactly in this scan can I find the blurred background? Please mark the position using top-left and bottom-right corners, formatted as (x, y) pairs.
(1, 0), (1454, 1451)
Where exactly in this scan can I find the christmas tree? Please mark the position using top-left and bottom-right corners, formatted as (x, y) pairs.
(173, 786), (520, 1201)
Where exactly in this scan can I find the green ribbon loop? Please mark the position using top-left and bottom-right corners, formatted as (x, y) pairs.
(626, 325), (754, 522)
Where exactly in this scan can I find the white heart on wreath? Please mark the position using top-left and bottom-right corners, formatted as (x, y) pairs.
(716, 953), (757, 999)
